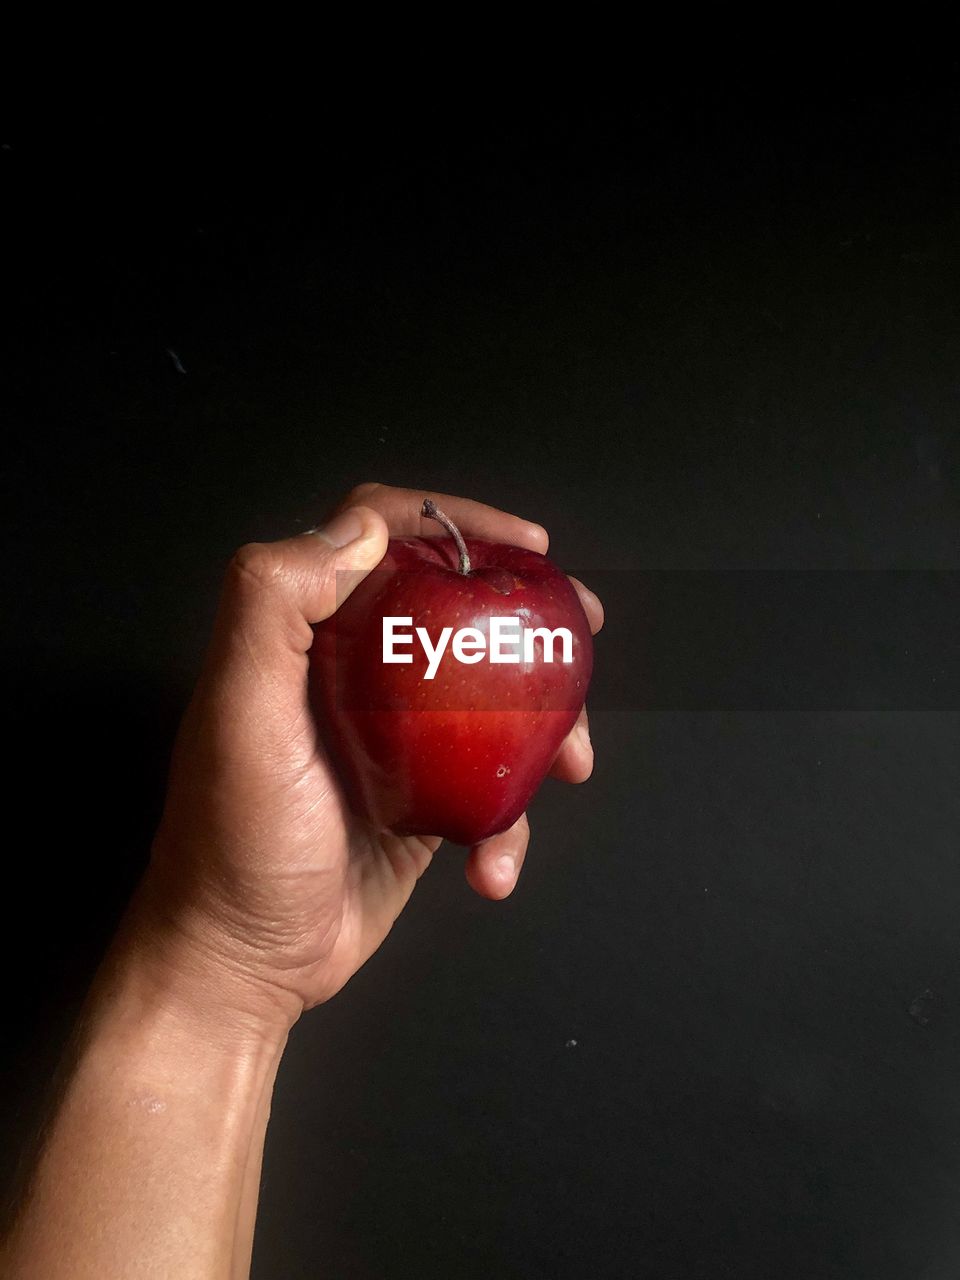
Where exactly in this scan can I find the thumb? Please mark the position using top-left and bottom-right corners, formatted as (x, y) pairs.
(200, 505), (389, 695)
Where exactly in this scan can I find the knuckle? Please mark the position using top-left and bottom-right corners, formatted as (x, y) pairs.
(228, 541), (287, 594)
(345, 481), (383, 505)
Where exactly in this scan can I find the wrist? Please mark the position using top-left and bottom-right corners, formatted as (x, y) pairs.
(107, 873), (304, 1052)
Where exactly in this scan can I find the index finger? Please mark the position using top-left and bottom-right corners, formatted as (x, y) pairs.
(332, 483), (550, 554)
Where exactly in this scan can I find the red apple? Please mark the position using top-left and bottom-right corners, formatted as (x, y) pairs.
(308, 501), (593, 845)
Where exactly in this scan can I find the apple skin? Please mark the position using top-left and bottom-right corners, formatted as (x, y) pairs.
(308, 535), (593, 846)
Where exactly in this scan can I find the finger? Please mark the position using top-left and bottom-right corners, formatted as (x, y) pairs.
(332, 482), (549, 554)
(199, 505), (389, 699)
(549, 706), (593, 783)
(464, 812), (530, 900)
(568, 575), (604, 635)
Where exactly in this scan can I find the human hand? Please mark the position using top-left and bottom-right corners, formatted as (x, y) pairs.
(134, 484), (604, 1029)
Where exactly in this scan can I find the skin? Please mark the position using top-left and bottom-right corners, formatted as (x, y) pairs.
(0, 483), (604, 1279)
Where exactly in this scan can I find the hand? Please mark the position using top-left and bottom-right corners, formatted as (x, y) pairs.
(135, 484), (604, 1027)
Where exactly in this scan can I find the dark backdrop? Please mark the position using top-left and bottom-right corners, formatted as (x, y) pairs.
(4, 76), (960, 1278)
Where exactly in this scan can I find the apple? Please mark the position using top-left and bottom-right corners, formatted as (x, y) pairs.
(308, 500), (593, 845)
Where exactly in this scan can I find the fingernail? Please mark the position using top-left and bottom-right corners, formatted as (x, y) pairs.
(576, 722), (591, 752)
(311, 508), (366, 549)
(495, 855), (516, 883)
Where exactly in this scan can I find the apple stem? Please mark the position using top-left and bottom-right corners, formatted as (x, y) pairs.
(421, 499), (471, 574)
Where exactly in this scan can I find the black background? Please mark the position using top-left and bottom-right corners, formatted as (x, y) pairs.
(4, 67), (960, 1278)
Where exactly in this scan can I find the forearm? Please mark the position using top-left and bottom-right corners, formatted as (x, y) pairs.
(1, 892), (298, 1280)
